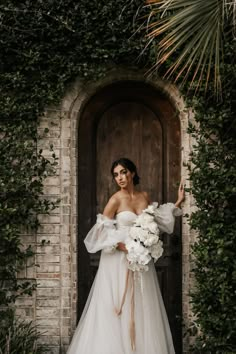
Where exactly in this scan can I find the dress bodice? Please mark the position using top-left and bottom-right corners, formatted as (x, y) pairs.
(115, 211), (137, 230)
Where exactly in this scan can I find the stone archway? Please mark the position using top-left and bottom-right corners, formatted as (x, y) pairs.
(57, 69), (193, 353)
(77, 80), (182, 352)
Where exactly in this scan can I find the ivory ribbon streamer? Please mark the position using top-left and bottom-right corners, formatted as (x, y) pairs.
(115, 269), (130, 316)
(130, 271), (135, 351)
(115, 269), (136, 351)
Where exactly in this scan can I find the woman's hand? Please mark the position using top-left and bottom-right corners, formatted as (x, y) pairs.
(117, 242), (128, 253)
(175, 180), (185, 208)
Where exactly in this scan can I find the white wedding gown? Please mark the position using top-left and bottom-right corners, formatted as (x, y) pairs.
(67, 203), (181, 354)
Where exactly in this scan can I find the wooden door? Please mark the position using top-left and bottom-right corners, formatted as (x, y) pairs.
(78, 81), (182, 353)
(96, 101), (163, 208)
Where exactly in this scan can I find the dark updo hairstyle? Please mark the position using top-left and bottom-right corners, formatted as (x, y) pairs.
(111, 158), (140, 186)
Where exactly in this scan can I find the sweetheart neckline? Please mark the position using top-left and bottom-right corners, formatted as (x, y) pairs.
(116, 210), (140, 217)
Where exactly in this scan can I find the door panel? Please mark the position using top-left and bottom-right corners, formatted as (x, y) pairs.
(96, 101), (163, 211)
(78, 81), (182, 353)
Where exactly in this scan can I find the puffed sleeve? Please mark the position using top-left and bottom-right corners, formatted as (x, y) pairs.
(153, 202), (182, 234)
(84, 214), (127, 253)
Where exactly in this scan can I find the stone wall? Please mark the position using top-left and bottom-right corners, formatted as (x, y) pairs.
(17, 69), (196, 353)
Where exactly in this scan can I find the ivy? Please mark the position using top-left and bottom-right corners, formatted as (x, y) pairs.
(185, 39), (236, 353)
(0, 0), (151, 324)
(0, 120), (57, 308)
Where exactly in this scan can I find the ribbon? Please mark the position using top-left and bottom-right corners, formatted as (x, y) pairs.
(115, 269), (136, 351)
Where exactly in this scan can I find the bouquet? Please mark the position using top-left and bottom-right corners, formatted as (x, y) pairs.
(126, 204), (163, 272)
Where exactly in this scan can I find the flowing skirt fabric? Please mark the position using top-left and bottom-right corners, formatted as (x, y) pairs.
(67, 250), (175, 354)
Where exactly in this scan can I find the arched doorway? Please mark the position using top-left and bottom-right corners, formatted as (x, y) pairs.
(78, 81), (182, 353)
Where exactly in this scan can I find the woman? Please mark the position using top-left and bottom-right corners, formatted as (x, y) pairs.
(67, 158), (185, 354)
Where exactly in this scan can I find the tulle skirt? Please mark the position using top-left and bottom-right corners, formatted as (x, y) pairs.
(67, 250), (175, 354)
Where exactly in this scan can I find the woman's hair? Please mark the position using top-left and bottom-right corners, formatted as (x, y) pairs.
(110, 158), (140, 185)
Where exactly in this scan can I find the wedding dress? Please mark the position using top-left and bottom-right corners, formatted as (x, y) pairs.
(67, 203), (181, 354)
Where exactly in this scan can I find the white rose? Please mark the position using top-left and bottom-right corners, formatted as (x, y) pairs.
(137, 228), (150, 242)
(135, 242), (148, 256)
(135, 213), (154, 228)
(143, 235), (159, 247)
(138, 252), (151, 265)
(147, 221), (159, 234)
(126, 240), (137, 253)
(126, 240), (146, 260)
(150, 241), (164, 262)
(129, 226), (139, 240)
(143, 205), (155, 215)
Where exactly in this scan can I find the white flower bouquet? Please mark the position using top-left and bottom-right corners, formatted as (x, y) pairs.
(126, 204), (163, 272)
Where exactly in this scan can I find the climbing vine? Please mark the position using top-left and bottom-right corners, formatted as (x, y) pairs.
(185, 40), (236, 353)
(0, 0), (151, 321)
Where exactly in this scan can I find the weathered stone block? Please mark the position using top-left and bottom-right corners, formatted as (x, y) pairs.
(37, 298), (60, 307)
(37, 263), (60, 273)
(37, 279), (60, 288)
(38, 326), (60, 336)
(37, 244), (60, 254)
(61, 244), (70, 254)
(43, 185), (61, 195)
(61, 278), (71, 287)
(37, 273), (60, 279)
(37, 224), (60, 234)
(36, 318), (60, 327)
(37, 288), (60, 298)
(37, 235), (60, 244)
(36, 254), (60, 263)
(36, 308), (60, 318)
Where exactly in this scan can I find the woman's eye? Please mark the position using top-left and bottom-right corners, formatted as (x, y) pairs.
(121, 170), (127, 175)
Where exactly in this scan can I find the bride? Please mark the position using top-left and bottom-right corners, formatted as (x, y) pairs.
(67, 158), (185, 354)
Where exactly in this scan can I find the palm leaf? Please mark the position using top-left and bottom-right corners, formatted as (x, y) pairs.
(145, 0), (234, 94)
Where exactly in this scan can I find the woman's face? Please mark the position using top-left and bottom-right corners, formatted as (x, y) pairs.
(113, 164), (134, 188)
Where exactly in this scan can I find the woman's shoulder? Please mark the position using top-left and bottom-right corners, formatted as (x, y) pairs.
(103, 192), (120, 218)
(109, 191), (122, 201)
(141, 191), (149, 198)
(138, 190), (150, 203)
(105, 192), (120, 208)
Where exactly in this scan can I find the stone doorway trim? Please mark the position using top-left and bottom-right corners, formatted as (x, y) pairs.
(59, 68), (193, 353)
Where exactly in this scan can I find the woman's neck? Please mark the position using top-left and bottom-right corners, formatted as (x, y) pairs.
(120, 185), (135, 197)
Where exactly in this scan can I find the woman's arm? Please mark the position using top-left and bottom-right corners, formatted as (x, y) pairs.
(103, 195), (127, 253)
(175, 181), (185, 208)
(142, 191), (151, 205)
(103, 195), (128, 253)
(143, 181), (185, 208)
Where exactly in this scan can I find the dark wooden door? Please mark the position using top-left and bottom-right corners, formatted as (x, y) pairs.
(78, 81), (182, 353)
(96, 101), (163, 207)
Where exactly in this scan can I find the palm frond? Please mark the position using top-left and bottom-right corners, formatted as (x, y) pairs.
(144, 0), (233, 94)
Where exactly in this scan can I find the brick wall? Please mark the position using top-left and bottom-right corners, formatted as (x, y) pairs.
(17, 69), (196, 353)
